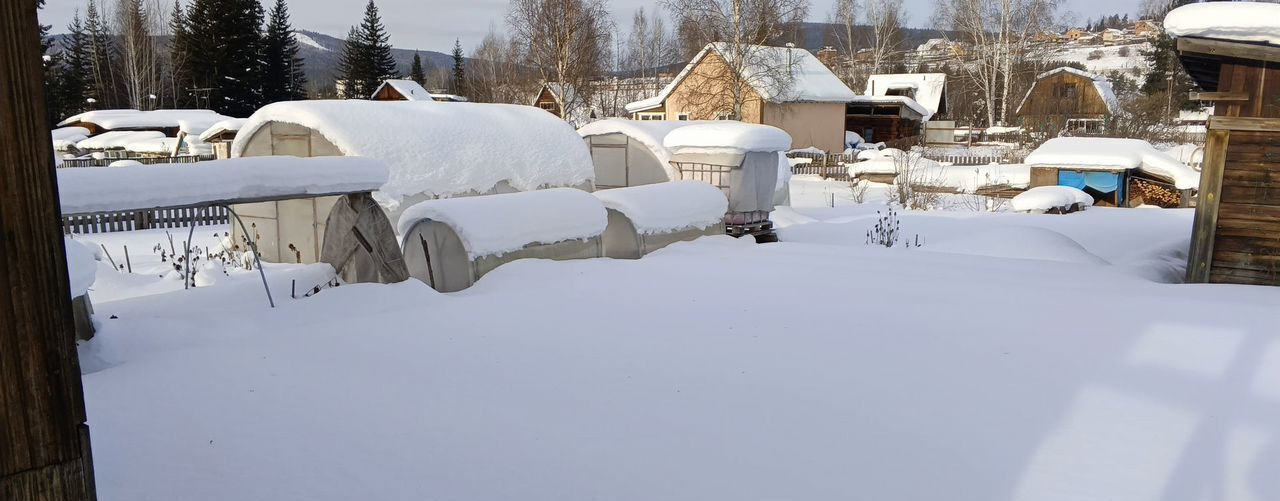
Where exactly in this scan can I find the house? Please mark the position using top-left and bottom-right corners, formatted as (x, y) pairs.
(533, 82), (601, 125)
(1015, 67), (1118, 135)
(1025, 137), (1198, 208)
(1165, 1), (1280, 285)
(624, 43), (857, 152)
(846, 73), (947, 144)
(370, 79), (468, 102)
(1133, 19), (1161, 38)
(1101, 28), (1124, 45)
(815, 46), (840, 71)
(1064, 28), (1091, 42)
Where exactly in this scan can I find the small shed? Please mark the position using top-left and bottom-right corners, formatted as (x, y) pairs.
(1025, 137), (1199, 207)
(231, 100), (596, 266)
(593, 181), (727, 259)
(370, 79), (467, 102)
(845, 95), (928, 144)
(1166, 2), (1280, 285)
(662, 122), (789, 241)
(398, 188), (607, 292)
(1015, 67), (1119, 135)
(198, 118), (248, 159)
(863, 73), (948, 120)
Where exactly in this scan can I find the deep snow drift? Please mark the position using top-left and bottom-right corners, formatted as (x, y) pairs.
(75, 179), (1280, 501)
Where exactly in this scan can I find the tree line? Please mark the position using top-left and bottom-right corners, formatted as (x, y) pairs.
(42, 0), (306, 121)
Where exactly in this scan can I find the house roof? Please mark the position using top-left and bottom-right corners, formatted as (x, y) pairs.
(1165, 2), (1280, 46)
(58, 109), (232, 131)
(372, 79), (434, 101)
(863, 73), (947, 119)
(198, 118), (248, 143)
(1014, 67), (1120, 115)
(847, 95), (929, 119)
(625, 43), (857, 113)
(1025, 137), (1200, 189)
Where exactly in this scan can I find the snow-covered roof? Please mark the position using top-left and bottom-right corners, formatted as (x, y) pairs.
(847, 95), (930, 118)
(863, 73), (946, 119)
(663, 122), (792, 155)
(625, 43), (857, 113)
(121, 136), (181, 155)
(198, 118), (248, 142)
(52, 126), (90, 141)
(372, 79), (434, 101)
(1025, 137), (1200, 189)
(231, 100), (596, 205)
(430, 93), (468, 102)
(593, 181), (728, 235)
(397, 187), (608, 259)
(58, 156), (388, 215)
(1015, 67), (1120, 115)
(75, 130), (165, 150)
(1164, 2), (1280, 46)
(58, 109), (232, 131)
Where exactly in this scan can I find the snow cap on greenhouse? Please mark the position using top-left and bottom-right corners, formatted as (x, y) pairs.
(663, 122), (792, 155)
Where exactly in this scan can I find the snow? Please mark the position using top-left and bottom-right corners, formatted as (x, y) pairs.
(1044, 43), (1152, 78)
(1017, 67), (1121, 115)
(1027, 137), (1201, 189)
(863, 73), (947, 119)
(578, 118), (709, 170)
(1161, 143), (1204, 167)
(64, 237), (100, 297)
(294, 32), (330, 51)
(197, 118), (248, 142)
(75, 130), (166, 150)
(1011, 185), (1096, 212)
(370, 79), (434, 101)
(847, 149), (1030, 192)
(58, 156), (388, 214)
(844, 131), (863, 148)
(626, 43), (856, 112)
(121, 136), (180, 155)
(397, 187), (607, 258)
(75, 183), (1280, 501)
(1165, 2), (1280, 46)
(662, 122), (792, 154)
(53, 126), (91, 141)
(593, 181), (728, 234)
(231, 100), (595, 207)
(107, 159), (144, 168)
(58, 109), (231, 130)
(178, 116), (237, 135)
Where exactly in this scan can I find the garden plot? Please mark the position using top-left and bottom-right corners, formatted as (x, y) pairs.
(77, 183), (1280, 501)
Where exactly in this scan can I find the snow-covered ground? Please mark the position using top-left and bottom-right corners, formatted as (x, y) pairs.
(76, 180), (1280, 501)
(1045, 42), (1152, 80)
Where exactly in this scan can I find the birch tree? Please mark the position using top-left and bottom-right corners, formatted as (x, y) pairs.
(624, 7), (674, 89)
(864, 0), (903, 74)
(116, 0), (162, 110)
(826, 0), (857, 81)
(508, 0), (614, 124)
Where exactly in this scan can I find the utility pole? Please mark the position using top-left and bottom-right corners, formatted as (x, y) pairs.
(1, 1), (99, 500)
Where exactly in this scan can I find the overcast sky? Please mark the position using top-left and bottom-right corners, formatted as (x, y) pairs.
(40, 0), (1143, 54)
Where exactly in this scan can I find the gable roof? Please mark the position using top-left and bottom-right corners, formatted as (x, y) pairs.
(372, 79), (434, 101)
(1014, 67), (1120, 115)
(625, 43), (857, 113)
(863, 73), (947, 120)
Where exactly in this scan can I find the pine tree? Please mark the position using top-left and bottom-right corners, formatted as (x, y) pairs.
(263, 0), (308, 102)
(450, 39), (466, 96)
(39, 0), (68, 125)
(185, 0), (266, 115)
(409, 52), (427, 85)
(85, 0), (120, 108)
(338, 0), (399, 99)
(168, 0), (193, 108)
(60, 12), (92, 117)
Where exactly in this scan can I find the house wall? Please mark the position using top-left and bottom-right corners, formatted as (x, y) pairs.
(662, 51), (765, 123)
(1016, 71), (1111, 131)
(761, 102), (846, 152)
(845, 114), (921, 144)
(372, 86), (406, 101)
(534, 87), (563, 118)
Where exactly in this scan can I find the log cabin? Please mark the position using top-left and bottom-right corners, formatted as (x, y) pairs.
(1015, 67), (1118, 136)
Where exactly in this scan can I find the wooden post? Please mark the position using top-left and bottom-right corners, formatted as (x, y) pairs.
(0, 1), (98, 500)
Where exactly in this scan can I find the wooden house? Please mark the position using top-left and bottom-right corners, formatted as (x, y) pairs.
(1024, 137), (1199, 208)
(1133, 20), (1161, 38)
(1065, 28), (1090, 42)
(1015, 67), (1118, 135)
(1166, 2), (1280, 285)
(624, 43), (857, 153)
(846, 73), (947, 144)
(371, 79), (468, 102)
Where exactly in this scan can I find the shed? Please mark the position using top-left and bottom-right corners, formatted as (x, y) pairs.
(593, 181), (728, 259)
(1025, 137), (1199, 207)
(398, 188), (607, 292)
(230, 100), (596, 265)
(58, 109), (231, 136)
(662, 122), (789, 241)
(198, 118), (248, 159)
(863, 73), (948, 120)
(1166, 1), (1280, 285)
(845, 95), (928, 145)
(1015, 67), (1119, 135)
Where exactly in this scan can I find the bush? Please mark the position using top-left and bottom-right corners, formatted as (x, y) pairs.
(1117, 46), (1130, 57)
(1087, 49), (1104, 60)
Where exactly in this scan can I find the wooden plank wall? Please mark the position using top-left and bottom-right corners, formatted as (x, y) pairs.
(61, 206), (230, 235)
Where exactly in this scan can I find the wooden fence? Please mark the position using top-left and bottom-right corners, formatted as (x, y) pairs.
(62, 205), (229, 234)
(923, 153), (1015, 166)
(58, 154), (215, 168)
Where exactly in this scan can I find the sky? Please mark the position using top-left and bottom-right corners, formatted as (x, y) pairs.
(40, 0), (1145, 54)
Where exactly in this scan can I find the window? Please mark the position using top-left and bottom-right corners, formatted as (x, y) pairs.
(636, 112), (664, 121)
(676, 113), (690, 121)
(716, 112), (733, 120)
(1065, 118), (1105, 134)
(538, 102), (556, 111)
(885, 87), (916, 100)
(1056, 83), (1078, 99)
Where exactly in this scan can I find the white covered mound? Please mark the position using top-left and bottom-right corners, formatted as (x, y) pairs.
(1012, 186), (1095, 213)
(59, 109), (231, 130)
(75, 130), (165, 150)
(593, 181), (728, 235)
(58, 156), (388, 214)
(198, 118), (247, 142)
(1026, 137), (1201, 190)
(578, 118), (709, 165)
(1165, 2), (1280, 45)
(64, 237), (100, 297)
(397, 188), (608, 258)
(231, 100), (595, 203)
(926, 226), (1109, 265)
(663, 122), (792, 154)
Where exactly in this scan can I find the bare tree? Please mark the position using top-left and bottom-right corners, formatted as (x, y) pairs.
(624, 7), (674, 88)
(933, 0), (1058, 125)
(662, 0), (809, 119)
(469, 24), (537, 104)
(507, 0), (614, 125)
(864, 0), (903, 74)
(825, 0), (857, 84)
(115, 0), (163, 110)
